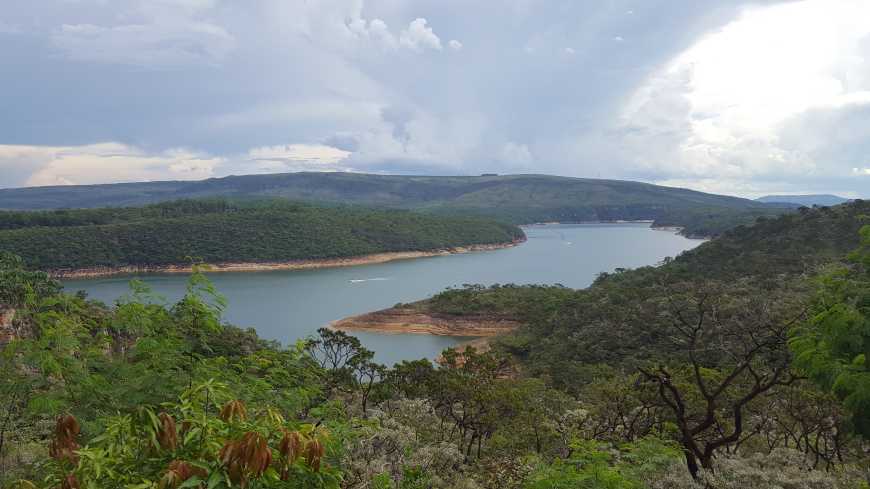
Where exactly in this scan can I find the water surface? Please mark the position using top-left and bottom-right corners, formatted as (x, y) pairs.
(64, 224), (700, 365)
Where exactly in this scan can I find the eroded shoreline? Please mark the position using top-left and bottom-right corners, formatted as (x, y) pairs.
(331, 305), (522, 359)
(331, 307), (522, 337)
(51, 240), (524, 279)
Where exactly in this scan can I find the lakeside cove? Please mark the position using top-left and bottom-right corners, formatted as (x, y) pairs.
(63, 223), (700, 365)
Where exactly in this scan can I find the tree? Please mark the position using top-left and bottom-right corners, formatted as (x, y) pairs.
(307, 328), (366, 373)
(306, 328), (385, 415)
(0, 252), (59, 309)
(744, 382), (853, 469)
(348, 350), (386, 416)
(791, 224), (870, 436)
(574, 370), (666, 444)
(426, 347), (513, 461)
(638, 280), (803, 479)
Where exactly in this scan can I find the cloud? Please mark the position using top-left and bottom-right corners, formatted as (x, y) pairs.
(50, 1), (235, 68)
(244, 144), (351, 172)
(8, 0), (867, 198)
(0, 142), (356, 188)
(347, 17), (398, 50)
(399, 18), (442, 51)
(611, 0), (870, 196)
(0, 143), (223, 187)
(501, 142), (533, 166)
(333, 13), (449, 53)
(0, 22), (22, 35)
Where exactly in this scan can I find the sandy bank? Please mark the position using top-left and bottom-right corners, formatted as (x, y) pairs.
(330, 306), (522, 338)
(52, 240), (523, 279)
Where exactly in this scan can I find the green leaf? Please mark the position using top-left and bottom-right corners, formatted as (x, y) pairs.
(178, 476), (203, 488)
(206, 472), (222, 489)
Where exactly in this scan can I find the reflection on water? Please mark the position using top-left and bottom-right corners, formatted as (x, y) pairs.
(63, 224), (701, 365)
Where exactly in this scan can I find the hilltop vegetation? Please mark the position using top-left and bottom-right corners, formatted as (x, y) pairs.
(381, 201), (870, 481)
(0, 199), (524, 272)
(757, 194), (851, 207)
(0, 202), (869, 487)
(429, 201), (870, 379)
(0, 172), (791, 236)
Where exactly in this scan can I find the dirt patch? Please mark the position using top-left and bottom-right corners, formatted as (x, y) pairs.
(0, 307), (16, 344)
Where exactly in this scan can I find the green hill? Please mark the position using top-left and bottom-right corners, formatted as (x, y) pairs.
(0, 172), (790, 236)
(1, 203), (868, 487)
(756, 194), (850, 206)
(388, 199), (870, 480)
(0, 199), (524, 272)
(409, 199), (870, 379)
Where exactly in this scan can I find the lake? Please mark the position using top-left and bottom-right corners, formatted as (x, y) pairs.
(63, 223), (701, 365)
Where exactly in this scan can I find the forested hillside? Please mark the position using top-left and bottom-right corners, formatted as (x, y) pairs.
(0, 172), (790, 236)
(372, 200), (870, 482)
(0, 199), (524, 272)
(757, 194), (850, 206)
(433, 201), (870, 379)
(1, 202), (868, 487)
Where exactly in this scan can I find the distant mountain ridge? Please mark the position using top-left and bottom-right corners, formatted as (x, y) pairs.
(0, 172), (792, 236)
(756, 194), (850, 207)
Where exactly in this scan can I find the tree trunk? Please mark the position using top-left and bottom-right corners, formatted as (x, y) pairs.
(685, 450), (701, 480)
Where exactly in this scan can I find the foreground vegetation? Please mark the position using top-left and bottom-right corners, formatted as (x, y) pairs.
(0, 172), (792, 237)
(0, 199), (524, 272)
(1, 201), (869, 488)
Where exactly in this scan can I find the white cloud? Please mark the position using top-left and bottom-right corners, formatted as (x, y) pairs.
(618, 0), (870, 194)
(0, 143), (224, 187)
(346, 15), (449, 53)
(347, 17), (398, 50)
(501, 142), (533, 166)
(0, 143), (356, 187)
(563, 47), (576, 55)
(399, 18), (442, 51)
(613, 36), (624, 42)
(248, 144), (350, 164)
(246, 144), (351, 172)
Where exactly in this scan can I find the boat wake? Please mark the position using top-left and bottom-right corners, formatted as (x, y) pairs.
(349, 277), (390, 283)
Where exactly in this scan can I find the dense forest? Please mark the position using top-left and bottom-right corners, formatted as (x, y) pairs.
(0, 172), (791, 237)
(424, 201), (869, 377)
(0, 199), (524, 272)
(0, 201), (868, 488)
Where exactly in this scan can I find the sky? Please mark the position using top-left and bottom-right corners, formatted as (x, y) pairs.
(1, 0), (869, 198)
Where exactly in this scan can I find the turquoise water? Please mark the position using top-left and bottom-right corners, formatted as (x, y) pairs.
(63, 224), (701, 365)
